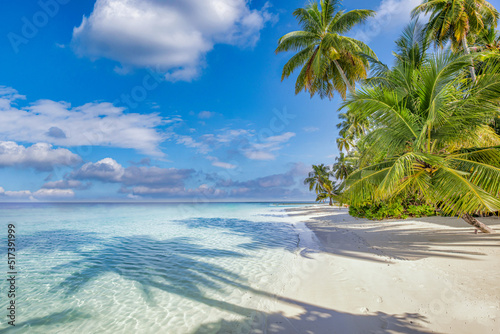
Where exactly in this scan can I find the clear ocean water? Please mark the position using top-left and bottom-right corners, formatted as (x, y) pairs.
(0, 203), (305, 333)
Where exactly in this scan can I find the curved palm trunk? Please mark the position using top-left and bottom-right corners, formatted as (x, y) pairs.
(462, 214), (494, 234)
(329, 196), (333, 206)
(333, 59), (355, 95)
(462, 35), (477, 82)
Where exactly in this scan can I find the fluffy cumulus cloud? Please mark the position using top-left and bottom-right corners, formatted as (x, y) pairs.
(352, 0), (422, 42)
(72, 158), (125, 182)
(0, 141), (81, 171)
(71, 158), (196, 195)
(71, 0), (274, 80)
(0, 87), (171, 156)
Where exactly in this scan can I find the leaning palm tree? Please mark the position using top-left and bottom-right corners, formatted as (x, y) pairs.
(316, 178), (342, 206)
(304, 164), (332, 201)
(412, 0), (499, 81)
(276, 0), (376, 99)
(341, 52), (500, 233)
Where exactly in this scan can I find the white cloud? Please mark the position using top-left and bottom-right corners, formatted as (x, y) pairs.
(3, 190), (33, 198)
(33, 189), (75, 198)
(176, 135), (212, 154)
(0, 187), (74, 200)
(0, 141), (81, 171)
(266, 132), (296, 143)
(71, 158), (195, 188)
(206, 156), (237, 169)
(242, 150), (275, 160)
(71, 0), (273, 81)
(212, 161), (237, 169)
(72, 158), (125, 182)
(175, 128), (294, 162)
(352, 0), (422, 43)
(0, 87), (170, 156)
(243, 132), (295, 161)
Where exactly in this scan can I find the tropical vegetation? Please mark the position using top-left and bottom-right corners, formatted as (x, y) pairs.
(276, 0), (376, 99)
(290, 0), (500, 233)
(304, 164), (340, 205)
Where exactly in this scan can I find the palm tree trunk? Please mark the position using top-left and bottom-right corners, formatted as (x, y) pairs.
(329, 196), (333, 206)
(462, 35), (477, 82)
(462, 214), (494, 233)
(333, 59), (355, 95)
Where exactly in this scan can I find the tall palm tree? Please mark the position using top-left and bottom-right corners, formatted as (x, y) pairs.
(339, 20), (430, 155)
(304, 164), (335, 204)
(341, 52), (500, 233)
(276, 0), (376, 99)
(412, 0), (499, 81)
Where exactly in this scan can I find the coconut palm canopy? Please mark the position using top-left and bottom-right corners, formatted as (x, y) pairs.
(340, 51), (500, 223)
(276, 0), (376, 99)
(412, 0), (499, 50)
(413, 0), (499, 81)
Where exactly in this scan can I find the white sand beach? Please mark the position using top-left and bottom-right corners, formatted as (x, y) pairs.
(259, 206), (500, 334)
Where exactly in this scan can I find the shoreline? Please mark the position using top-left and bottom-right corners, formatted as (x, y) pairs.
(260, 205), (500, 333)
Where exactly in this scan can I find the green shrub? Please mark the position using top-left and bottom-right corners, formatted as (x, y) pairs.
(349, 201), (436, 220)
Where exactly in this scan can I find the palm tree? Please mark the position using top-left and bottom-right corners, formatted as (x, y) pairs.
(394, 19), (431, 69)
(316, 178), (342, 206)
(304, 164), (335, 205)
(412, 0), (499, 81)
(336, 110), (369, 152)
(338, 20), (430, 158)
(341, 51), (500, 233)
(473, 26), (500, 52)
(276, 0), (376, 99)
(332, 152), (355, 181)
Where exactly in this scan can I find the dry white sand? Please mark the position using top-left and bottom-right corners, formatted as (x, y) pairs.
(259, 206), (500, 334)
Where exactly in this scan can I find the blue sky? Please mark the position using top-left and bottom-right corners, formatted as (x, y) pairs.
(1, 0), (499, 202)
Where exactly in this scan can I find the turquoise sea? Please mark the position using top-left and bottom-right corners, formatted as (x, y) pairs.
(0, 203), (307, 333)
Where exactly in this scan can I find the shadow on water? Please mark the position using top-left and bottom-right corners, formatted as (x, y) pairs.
(176, 218), (298, 251)
(0, 309), (91, 334)
(12, 221), (436, 333)
(17, 229), (102, 253)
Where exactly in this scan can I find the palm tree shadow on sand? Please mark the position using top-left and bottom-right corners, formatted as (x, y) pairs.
(193, 300), (435, 334)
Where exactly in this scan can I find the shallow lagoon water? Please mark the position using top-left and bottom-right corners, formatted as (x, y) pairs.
(0, 203), (303, 333)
